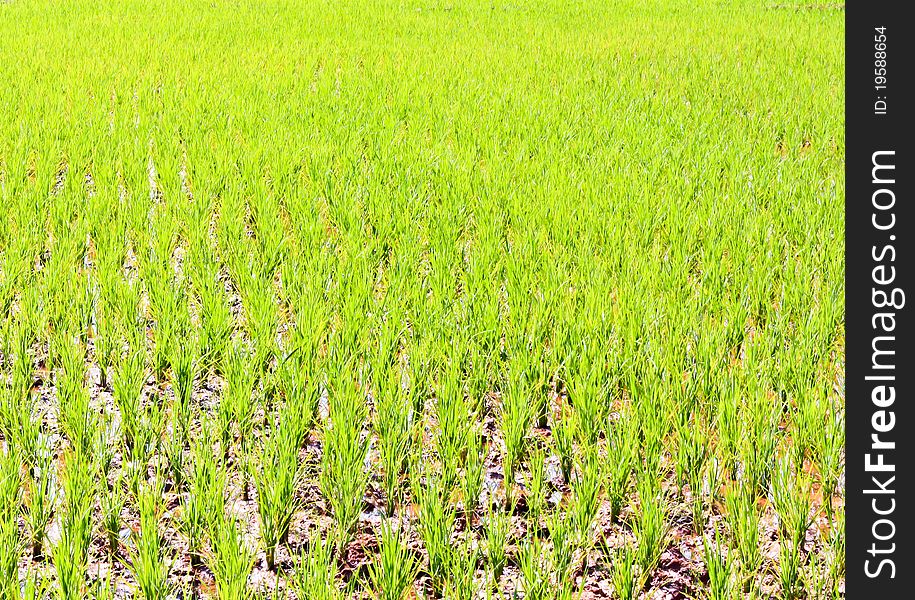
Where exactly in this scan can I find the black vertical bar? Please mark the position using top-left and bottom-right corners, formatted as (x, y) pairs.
(846, 1), (911, 596)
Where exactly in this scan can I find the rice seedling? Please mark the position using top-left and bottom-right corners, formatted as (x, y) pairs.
(293, 529), (347, 600)
(605, 413), (638, 523)
(224, 346), (257, 499)
(11, 570), (50, 600)
(254, 410), (303, 571)
(367, 521), (417, 600)
(23, 440), (56, 561)
(771, 456), (814, 599)
(567, 352), (609, 447)
(100, 474), (126, 560)
(631, 478), (670, 589)
(703, 528), (737, 600)
(811, 395), (844, 527)
(443, 536), (480, 600)
(56, 340), (95, 456)
(206, 511), (256, 600)
(112, 345), (146, 460)
(52, 450), (95, 600)
(525, 444), (547, 527)
(485, 507), (510, 585)
(518, 535), (550, 600)
(434, 351), (472, 493)
(194, 262), (233, 373)
(501, 360), (531, 508)
(724, 486), (763, 592)
(413, 475), (457, 590)
(128, 395), (166, 494)
(319, 374), (369, 552)
(374, 368), (412, 516)
(183, 421), (225, 568)
(170, 341), (197, 445)
(551, 401), (576, 485)
(127, 481), (171, 600)
(827, 508), (846, 595)
(547, 509), (576, 591)
(0, 446), (22, 598)
(610, 542), (638, 600)
(570, 444), (603, 547)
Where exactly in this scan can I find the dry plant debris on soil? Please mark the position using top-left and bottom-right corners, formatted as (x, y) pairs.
(0, 1), (844, 599)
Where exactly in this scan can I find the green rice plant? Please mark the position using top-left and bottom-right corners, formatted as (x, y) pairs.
(0, 447), (22, 598)
(791, 389), (820, 468)
(51, 450), (94, 600)
(11, 325), (35, 401)
(811, 397), (844, 527)
(462, 425), (485, 518)
(770, 455), (814, 597)
(570, 444), (603, 547)
(526, 445), (547, 527)
(56, 346), (96, 457)
(92, 289), (120, 391)
(779, 535), (804, 600)
(635, 398), (669, 483)
(367, 521), (418, 600)
(703, 528), (736, 600)
(319, 375), (370, 552)
(237, 269), (279, 374)
(631, 478), (669, 588)
(100, 474), (126, 560)
(23, 440), (55, 561)
(434, 353), (472, 493)
(206, 511), (255, 600)
(224, 347), (257, 499)
(127, 482), (171, 600)
(149, 284), (186, 384)
(170, 340), (197, 444)
(254, 411), (303, 571)
(249, 192), (286, 280)
(770, 456), (813, 552)
(551, 400), (576, 485)
(738, 388), (781, 495)
(374, 369), (412, 515)
(723, 486), (762, 591)
(275, 348), (319, 447)
(443, 536), (479, 600)
(716, 389), (741, 481)
(567, 353), (609, 446)
(184, 422), (226, 568)
(10, 569), (49, 600)
(91, 571), (114, 600)
(216, 379), (235, 463)
(131, 395), (166, 488)
(610, 542), (638, 600)
(195, 262), (233, 373)
(518, 535), (549, 600)
(112, 347), (146, 459)
(413, 476), (456, 590)
(501, 362), (531, 508)
(674, 413), (707, 493)
(293, 530), (345, 600)
(548, 509), (576, 590)
(827, 508), (845, 595)
(605, 413), (638, 523)
(407, 339), (434, 427)
(675, 415), (710, 532)
(163, 423), (187, 494)
(485, 506), (509, 584)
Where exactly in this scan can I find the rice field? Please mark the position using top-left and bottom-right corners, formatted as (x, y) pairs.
(0, 1), (844, 598)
